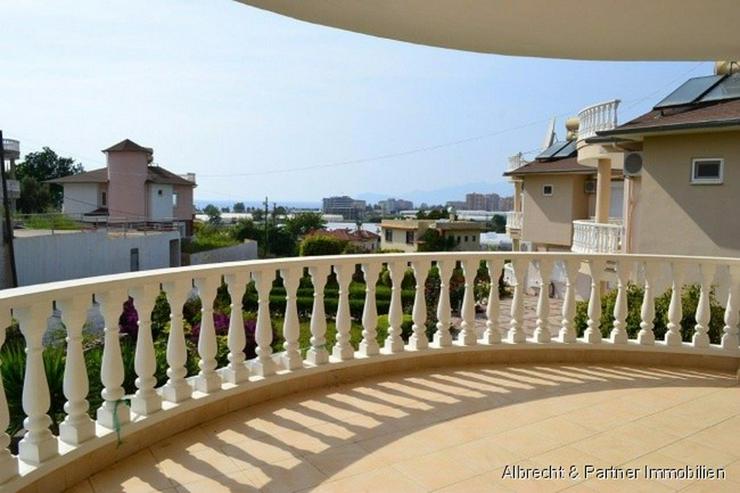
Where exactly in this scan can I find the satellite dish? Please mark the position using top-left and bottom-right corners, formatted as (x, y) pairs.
(542, 117), (556, 150)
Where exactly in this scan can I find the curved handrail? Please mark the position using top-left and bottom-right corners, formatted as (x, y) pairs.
(0, 251), (738, 492)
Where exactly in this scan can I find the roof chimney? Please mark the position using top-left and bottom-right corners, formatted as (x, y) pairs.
(565, 117), (580, 141)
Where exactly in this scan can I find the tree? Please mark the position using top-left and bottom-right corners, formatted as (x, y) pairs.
(16, 177), (53, 214)
(252, 209), (264, 222)
(16, 147), (83, 210)
(233, 202), (246, 213)
(417, 229), (455, 252)
(220, 206), (230, 213)
(490, 214), (506, 233)
(203, 204), (221, 225)
(284, 212), (326, 238)
(299, 234), (347, 256)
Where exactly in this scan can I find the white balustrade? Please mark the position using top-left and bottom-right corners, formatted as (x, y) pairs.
(459, 259), (478, 346)
(506, 211), (523, 231)
(332, 263), (354, 360)
(433, 259), (453, 347)
(193, 276), (222, 392)
(572, 219), (624, 254)
(359, 263), (381, 356)
(409, 259), (430, 350)
(384, 260), (405, 353)
(533, 259), (553, 343)
(57, 295), (95, 445)
(482, 259), (503, 344)
(130, 284), (162, 415)
(280, 267), (303, 370)
(507, 258), (527, 343)
(161, 281), (192, 402)
(0, 251), (738, 491)
(307, 265), (330, 365)
(224, 272), (250, 383)
(577, 99), (620, 141)
(0, 310), (18, 484)
(96, 289), (130, 429)
(610, 260), (631, 344)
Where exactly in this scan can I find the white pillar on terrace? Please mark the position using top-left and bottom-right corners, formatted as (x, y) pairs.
(130, 283), (162, 415)
(96, 289), (130, 429)
(161, 281), (192, 403)
(224, 271), (250, 383)
(193, 276), (222, 392)
(409, 259), (430, 350)
(359, 263), (381, 356)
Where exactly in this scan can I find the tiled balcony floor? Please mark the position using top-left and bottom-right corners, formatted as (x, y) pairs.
(67, 364), (739, 493)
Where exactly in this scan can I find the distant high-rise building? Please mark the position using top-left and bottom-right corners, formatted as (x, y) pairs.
(498, 196), (514, 211)
(378, 198), (413, 215)
(464, 192), (503, 211)
(322, 195), (367, 220)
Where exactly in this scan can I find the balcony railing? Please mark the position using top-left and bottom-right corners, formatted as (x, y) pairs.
(572, 219), (624, 253)
(506, 211), (522, 230)
(577, 99), (620, 141)
(507, 152), (525, 172)
(0, 251), (738, 491)
(1, 138), (20, 154)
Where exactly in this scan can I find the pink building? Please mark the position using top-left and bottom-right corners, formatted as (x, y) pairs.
(49, 139), (196, 235)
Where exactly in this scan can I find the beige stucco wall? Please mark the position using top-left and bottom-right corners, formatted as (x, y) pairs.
(380, 227), (417, 252)
(520, 174), (591, 247)
(633, 130), (740, 257)
(107, 151), (148, 221)
(173, 184), (194, 221)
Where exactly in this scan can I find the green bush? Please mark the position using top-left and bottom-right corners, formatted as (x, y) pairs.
(299, 235), (347, 256)
(574, 284), (725, 343)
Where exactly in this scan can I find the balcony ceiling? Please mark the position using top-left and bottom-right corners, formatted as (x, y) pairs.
(237, 0), (740, 60)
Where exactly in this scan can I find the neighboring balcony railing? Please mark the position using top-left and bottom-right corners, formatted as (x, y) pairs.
(506, 211), (523, 230)
(1, 138), (20, 154)
(577, 99), (620, 141)
(1, 251), (738, 491)
(507, 152), (525, 172)
(572, 219), (624, 253)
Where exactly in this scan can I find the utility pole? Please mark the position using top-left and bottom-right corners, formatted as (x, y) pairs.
(263, 196), (269, 258)
(0, 131), (18, 288)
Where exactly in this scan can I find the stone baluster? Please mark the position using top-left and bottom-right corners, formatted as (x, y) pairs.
(0, 309), (18, 483)
(433, 259), (453, 347)
(384, 260), (406, 353)
(333, 263), (355, 360)
(610, 260), (631, 344)
(664, 262), (685, 346)
(637, 262), (659, 345)
(721, 265), (739, 351)
(459, 258), (479, 346)
(533, 258), (553, 343)
(223, 271), (250, 383)
(57, 295), (95, 445)
(15, 305), (59, 464)
(359, 262), (381, 357)
(130, 284), (162, 415)
(482, 258), (504, 344)
(307, 265), (330, 365)
(193, 276), (221, 392)
(584, 259), (604, 343)
(96, 288), (130, 429)
(559, 258), (579, 343)
(693, 263), (715, 348)
(252, 269), (277, 376)
(409, 259), (430, 350)
(279, 267), (303, 370)
(161, 280), (192, 402)
(508, 258), (527, 343)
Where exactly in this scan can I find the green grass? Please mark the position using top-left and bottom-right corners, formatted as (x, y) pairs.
(19, 213), (82, 230)
(272, 314), (412, 356)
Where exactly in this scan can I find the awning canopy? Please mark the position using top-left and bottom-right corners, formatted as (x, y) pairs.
(237, 0), (740, 61)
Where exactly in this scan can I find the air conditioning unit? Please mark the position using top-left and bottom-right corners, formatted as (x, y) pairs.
(584, 180), (597, 194)
(624, 152), (644, 176)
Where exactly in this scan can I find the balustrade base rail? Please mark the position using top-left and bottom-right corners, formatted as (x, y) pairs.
(0, 251), (738, 492)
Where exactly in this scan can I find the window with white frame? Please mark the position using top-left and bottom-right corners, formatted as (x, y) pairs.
(691, 158), (723, 184)
(542, 184), (554, 196)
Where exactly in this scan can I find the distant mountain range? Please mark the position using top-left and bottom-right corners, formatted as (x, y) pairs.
(356, 181), (513, 206)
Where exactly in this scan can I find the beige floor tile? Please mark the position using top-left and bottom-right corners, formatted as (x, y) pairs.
(220, 435), (300, 467)
(449, 437), (523, 474)
(303, 443), (387, 481)
(173, 470), (257, 492)
(435, 474), (515, 493)
(157, 448), (243, 485)
(393, 448), (481, 490)
(307, 466), (427, 493)
(64, 479), (95, 493)
(244, 456), (327, 493)
(89, 449), (173, 493)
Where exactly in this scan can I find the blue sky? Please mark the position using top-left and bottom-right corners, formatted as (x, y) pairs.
(1, 0), (713, 203)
